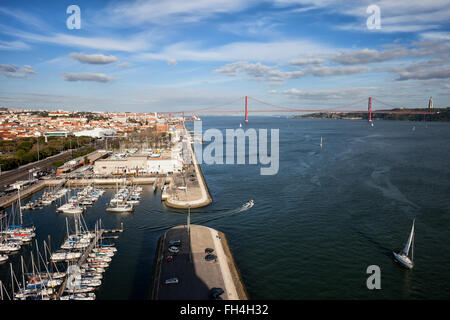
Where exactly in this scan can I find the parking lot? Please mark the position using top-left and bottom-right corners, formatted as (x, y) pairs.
(153, 225), (229, 300)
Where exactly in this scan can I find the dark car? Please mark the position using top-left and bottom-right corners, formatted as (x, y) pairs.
(205, 248), (214, 254)
(169, 240), (181, 246)
(205, 254), (217, 262)
(208, 287), (224, 299)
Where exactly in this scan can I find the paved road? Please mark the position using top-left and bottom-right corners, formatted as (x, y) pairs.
(0, 143), (99, 192)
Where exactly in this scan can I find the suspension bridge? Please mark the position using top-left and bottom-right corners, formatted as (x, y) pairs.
(159, 96), (436, 122)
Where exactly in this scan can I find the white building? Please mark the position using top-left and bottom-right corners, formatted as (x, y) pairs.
(147, 158), (182, 174)
(74, 128), (116, 138)
(93, 156), (182, 175)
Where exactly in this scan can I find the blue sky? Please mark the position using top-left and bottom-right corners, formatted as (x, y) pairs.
(0, 0), (449, 112)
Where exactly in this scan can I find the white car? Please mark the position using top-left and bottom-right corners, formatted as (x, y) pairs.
(165, 277), (179, 285)
(168, 246), (179, 253)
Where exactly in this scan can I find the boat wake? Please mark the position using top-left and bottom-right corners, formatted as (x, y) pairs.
(137, 201), (254, 231)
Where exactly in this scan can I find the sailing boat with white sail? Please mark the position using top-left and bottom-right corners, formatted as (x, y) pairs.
(393, 219), (415, 269)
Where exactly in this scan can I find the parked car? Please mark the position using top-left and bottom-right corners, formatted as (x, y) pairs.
(165, 277), (179, 285)
(168, 246), (179, 254)
(205, 248), (214, 254)
(169, 240), (181, 246)
(208, 287), (224, 299)
(205, 254), (217, 262)
(166, 255), (174, 262)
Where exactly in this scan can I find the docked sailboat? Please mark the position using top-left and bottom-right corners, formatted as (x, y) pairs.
(393, 219), (415, 269)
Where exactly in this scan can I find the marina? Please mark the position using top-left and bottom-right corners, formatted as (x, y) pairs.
(2, 208), (123, 300)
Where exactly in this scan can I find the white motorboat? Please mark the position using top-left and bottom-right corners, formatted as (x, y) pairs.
(50, 251), (82, 262)
(393, 219), (415, 269)
(60, 293), (96, 300)
(106, 203), (133, 212)
(82, 261), (109, 268)
(0, 243), (21, 253)
(14, 286), (54, 299)
(92, 247), (117, 253)
(63, 205), (83, 214)
(89, 252), (114, 258)
(64, 285), (96, 294)
(57, 203), (72, 212)
(87, 256), (112, 263)
(81, 267), (105, 274)
(0, 254), (8, 263)
(243, 200), (254, 209)
(79, 279), (102, 287)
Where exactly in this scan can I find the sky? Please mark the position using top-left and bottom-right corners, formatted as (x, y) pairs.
(0, 0), (449, 113)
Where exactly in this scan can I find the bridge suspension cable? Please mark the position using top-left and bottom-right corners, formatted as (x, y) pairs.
(372, 97), (402, 110)
(184, 96), (244, 113)
(247, 96), (368, 112)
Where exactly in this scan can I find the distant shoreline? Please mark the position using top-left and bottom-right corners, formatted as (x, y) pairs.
(292, 107), (450, 122)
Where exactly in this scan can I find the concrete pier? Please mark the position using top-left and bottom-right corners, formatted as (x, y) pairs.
(0, 179), (61, 210)
(150, 225), (247, 300)
(164, 142), (212, 209)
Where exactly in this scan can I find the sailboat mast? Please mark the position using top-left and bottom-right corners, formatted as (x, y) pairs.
(31, 252), (35, 277)
(66, 217), (69, 239)
(10, 263), (14, 300)
(17, 187), (23, 225)
(21, 256), (25, 290)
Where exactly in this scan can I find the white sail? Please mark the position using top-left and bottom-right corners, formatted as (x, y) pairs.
(402, 219), (415, 256)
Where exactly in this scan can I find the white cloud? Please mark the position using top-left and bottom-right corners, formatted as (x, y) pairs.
(291, 58), (323, 66)
(0, 7), (48, 30)
(135, 39), (334, 63)
(0, 39), (30, 51)
(105, 0), (258, 26)
(0, 64), (36, 79)
(420, 32), (450, 41)
(167, 59), (177, 66)
(269, 86), (377, 100)
(1, 26), (151, 52)
(117, 62), (131, 67)
(213, 61), (370, 82)
(62, 73), (115, 83)
(330, 48), (410, 65)
(70, 53), (118, 64)
(396, 66), (450, 81)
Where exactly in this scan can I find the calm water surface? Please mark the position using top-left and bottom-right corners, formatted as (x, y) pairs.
(1, 117), (449, 299)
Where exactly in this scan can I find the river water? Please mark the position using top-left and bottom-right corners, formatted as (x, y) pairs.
(1, 117), (449, 299)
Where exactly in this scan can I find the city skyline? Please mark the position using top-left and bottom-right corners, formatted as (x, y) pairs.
(0, 0), (449, 112)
